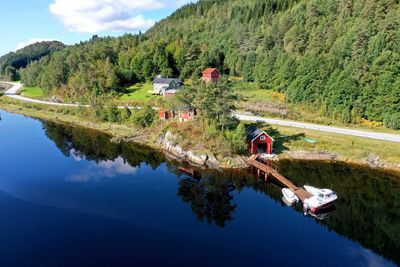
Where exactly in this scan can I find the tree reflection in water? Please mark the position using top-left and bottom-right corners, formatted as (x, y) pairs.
(42, 121), (165, 169)
(41, 120), (400, 265)
(177, 173), (237, 228)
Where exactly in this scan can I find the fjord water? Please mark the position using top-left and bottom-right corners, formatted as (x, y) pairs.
(0, 110), (398, 267)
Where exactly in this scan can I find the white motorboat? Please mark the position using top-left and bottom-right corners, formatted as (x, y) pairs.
(282, 188), (299, 205)
(304, 185), (320, 196)
(303, 187), (338, 213)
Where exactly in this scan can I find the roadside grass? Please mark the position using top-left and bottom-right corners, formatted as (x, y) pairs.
(119, 83), (157, 103)
(258, 124), (400, 165)
(21, 87), (44, 98)
(240, 88), (281, 103)
(238, 87), (400, 134)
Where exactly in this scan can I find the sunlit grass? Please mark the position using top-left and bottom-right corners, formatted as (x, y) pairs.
(119, 83), (157, 103)
(20, 87), (44, 98)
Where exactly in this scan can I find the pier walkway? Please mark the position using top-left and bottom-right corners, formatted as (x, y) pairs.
(247, 155), (312, 202)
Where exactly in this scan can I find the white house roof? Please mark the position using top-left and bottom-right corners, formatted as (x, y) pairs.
(153, 78), (183, 84)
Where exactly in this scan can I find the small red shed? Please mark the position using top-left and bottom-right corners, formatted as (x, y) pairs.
(178, 106), (195, 122)
(159, 110), (172, 120)
(202, 68), (220, 83)
(247, 128), (274, 154)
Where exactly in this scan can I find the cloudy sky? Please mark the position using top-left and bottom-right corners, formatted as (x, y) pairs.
(0, 0), (195, 56)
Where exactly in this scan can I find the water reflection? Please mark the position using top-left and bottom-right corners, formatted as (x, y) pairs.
(177, 173), (237, 227)
(67, 156), (138, 182)
(277, 160), (400, 265)
(10, 118), (399, 265)
(43, 121), (165, 169)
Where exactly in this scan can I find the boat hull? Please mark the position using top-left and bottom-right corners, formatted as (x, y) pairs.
(308, 202), (334, 213)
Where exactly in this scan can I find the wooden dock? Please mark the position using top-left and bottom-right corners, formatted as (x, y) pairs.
(247, 155), (312, 202)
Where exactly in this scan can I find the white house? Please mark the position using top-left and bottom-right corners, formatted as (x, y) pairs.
(152, 77), (183, 95)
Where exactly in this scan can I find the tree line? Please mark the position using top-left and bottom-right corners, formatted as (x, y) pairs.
(0, 41), (65, 81)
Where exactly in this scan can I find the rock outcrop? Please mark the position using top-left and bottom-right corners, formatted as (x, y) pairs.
(158, 131), (219, 168)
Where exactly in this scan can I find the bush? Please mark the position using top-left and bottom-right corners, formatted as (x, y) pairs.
(225, 122), (248, 154)
(384, 113), (400, 129)
(204, 122), (220, 141)
(120, 107), (132, 121)
(106, 105), (121, 123)
(131, 105), (155, 127)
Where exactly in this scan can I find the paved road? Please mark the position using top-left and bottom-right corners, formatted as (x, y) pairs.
(2, 82), (400, 143)
(2, 81), (22, 94)
(2, 82), (86, 107)
(234, 113), (400, 143)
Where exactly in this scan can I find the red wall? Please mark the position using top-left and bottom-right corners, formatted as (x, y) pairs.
(179, 110), (194, 120)
(203, 70), (220, 80)
(248, 133), (273, 154)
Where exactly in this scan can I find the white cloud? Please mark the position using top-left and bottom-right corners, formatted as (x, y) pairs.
(49, 0), (194, 33)
(16, 38), (58, 50)
(67, 157), (138, 182)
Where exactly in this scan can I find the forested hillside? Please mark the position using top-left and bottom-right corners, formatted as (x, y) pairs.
(19, 0), (400, 128)
(0, 41), (65, 81)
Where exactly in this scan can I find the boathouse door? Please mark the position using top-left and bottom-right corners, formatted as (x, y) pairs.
(257, 143), (267, 153)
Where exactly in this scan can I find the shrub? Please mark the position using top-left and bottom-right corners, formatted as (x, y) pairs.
(95, 107), (108, 121)
(120, 107), (132, 121)
(131, 105), (155, 127)
(204, 122), (220, 141)
(384, 113), (400, 129)
(106, 105), (121, 123)
(225, 122), (248, 154)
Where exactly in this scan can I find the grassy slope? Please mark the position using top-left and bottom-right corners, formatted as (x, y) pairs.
(20, 87), (44, 98)
(119, 83), (158, 103)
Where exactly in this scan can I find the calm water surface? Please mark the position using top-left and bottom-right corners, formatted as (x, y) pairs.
(0, 110), (399, 267)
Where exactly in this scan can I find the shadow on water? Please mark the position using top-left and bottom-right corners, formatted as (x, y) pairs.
(41, 120), (400, 265)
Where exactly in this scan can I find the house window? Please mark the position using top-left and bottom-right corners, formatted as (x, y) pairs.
(260, 136), (266, 141)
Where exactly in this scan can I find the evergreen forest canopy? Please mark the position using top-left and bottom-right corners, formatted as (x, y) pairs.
(14, 0), (400, 128)
(0, 41), (65, 80)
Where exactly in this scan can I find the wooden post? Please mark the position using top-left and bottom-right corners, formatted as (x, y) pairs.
(257, 169), (261, 177)
(264, 172), (268, 182)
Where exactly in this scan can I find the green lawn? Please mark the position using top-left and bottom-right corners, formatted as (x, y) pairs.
(241, 89), (282, 103)
(21, 87), (44, 98)
(119, 83), (157, 103)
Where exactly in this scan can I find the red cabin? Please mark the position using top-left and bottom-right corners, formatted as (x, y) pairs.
(202, 68), (220, 83)
(159, 110), (172, 120)
(247, 128), (274, 154)
(178, 106), (195, 122)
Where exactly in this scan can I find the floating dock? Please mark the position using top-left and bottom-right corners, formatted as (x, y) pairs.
(247, 155), (312, 202)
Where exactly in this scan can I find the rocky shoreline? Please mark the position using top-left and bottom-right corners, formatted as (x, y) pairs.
(1, 100), (399, 173)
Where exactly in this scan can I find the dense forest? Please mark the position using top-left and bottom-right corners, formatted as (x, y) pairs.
(15, 0), (400, 128)
(0, 41), (65, 80)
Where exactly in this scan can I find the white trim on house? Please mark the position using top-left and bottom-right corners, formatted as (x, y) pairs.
(250, 131), (275, 143)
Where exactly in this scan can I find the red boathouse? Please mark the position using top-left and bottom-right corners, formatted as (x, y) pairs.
(247, 128), (274, 154)
(202, 68), (220, 83)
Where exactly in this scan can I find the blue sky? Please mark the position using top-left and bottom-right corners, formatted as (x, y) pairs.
(0, 0), (194, 56)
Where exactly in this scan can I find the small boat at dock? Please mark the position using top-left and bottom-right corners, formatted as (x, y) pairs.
(303, 185), (338, 213)
(282, 188), (299, 206)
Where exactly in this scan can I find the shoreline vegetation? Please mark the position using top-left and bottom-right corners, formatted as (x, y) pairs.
(2, 96), (400, 173)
